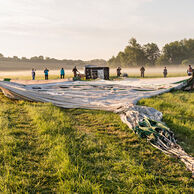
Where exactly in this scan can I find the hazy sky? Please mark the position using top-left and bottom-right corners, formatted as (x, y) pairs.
(0, 0), (194, 60)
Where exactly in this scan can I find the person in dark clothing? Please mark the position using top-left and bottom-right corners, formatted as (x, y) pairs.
(117, 67), (122, 77)
(44, 68), (49, 80)
(140, 66), (145, 77)
(163, 67), (168, 78)
(187, 65), (193, 76)
(60, 68), (65, 79)
(72, 66), (78, 78)
(32, 68), (36, 80)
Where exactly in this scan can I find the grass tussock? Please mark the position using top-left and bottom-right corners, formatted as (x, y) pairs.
(0, 92), (193, 193)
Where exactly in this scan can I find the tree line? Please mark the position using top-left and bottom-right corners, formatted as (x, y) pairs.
(1, 38), (194, 68)
(0, 53), (107, 67)
(108, 38), (194, 67)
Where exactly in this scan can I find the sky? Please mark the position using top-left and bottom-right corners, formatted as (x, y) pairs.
(0, 0), (194, 60)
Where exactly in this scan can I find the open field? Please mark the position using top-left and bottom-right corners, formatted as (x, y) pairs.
(0, 70), (73, 80)
(0, 90), (193, 193)
(117, 67), (189, 78)
(0, 66), (190, 80)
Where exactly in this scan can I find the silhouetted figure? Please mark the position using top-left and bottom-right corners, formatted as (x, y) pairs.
(72, 66), (78, 78)
(187, 65), (193, 76)
(163, 67), (167, 78)
(140, 66), (145, 77)
(44, 68), (49, 80)
(60, 68), (65, 79)
(117, 67), (122, 77)
(32, 68), (36, 80)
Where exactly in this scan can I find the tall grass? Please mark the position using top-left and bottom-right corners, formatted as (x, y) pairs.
(0, 92), (193, 192)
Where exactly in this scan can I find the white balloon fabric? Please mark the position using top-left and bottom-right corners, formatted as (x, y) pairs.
(0, 77), (186, 110)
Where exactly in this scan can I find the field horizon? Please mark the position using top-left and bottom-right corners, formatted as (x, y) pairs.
(0, 66), (190, 80)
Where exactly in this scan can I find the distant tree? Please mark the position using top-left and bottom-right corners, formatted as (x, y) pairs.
(13, 56), (19, 61)
(30, 56), (45, 62)
(108, 56), (117, 66)
(184, 39), (194, 63)
(30, 56), (38, 61)
(117, 52), (126, 66)
(159, 39), (193, 65)
(124, 38), (146, 66)
(38, 56), (44, 60)
(108, 38), (152, 67)
(0, 53), (4, 58)
(143, 43), (160, 66)
(164, 41), (187, 64)
(109, 38), (194, 67)
(45, 57), (51, 61)
(21, 57), (28, 61)
(156, 55), (169, 66)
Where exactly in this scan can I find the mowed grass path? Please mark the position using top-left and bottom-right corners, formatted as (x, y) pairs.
(0, 92), (193, 193)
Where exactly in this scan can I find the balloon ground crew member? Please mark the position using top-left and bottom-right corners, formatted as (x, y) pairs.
(72, 66), (78, 78)
(44, 68), (49, 80)
(60, 68), (65, 79)
(163, 67), (167, 78)
(32, 68), (36, 80)
(140, 66), (145, 77)
(187, 65), (193, 76)
(117, 67), (122, 77)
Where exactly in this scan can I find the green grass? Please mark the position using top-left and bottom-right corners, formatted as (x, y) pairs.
(111, 73), (188, 79)
(0, 74), (71, 80)
(138, 91), (194, 157)
(0, 92), (193, 193)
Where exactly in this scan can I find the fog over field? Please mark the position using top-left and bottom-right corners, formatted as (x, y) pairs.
(0, 66), (189, 79)
(110, 66), (189, 76)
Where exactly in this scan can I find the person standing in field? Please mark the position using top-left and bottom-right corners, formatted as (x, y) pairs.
(72, 66), (78, 78)
(32, 68), (36, 80)
(163, 67), (168, 78)
(187, 65), (193, 76)
(60, 68), (65, 79)
(140, 66), (145, 77)
(44, 68), (49, 80)
(117, 67), (122, 77)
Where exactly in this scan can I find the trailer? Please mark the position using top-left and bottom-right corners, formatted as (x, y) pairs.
(85, 65), (109, 80)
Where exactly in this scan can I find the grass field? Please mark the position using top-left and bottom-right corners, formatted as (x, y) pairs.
(0, 90), (193, 193)
(0, 66), (190, 80)
(138, 91), (194, 157)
